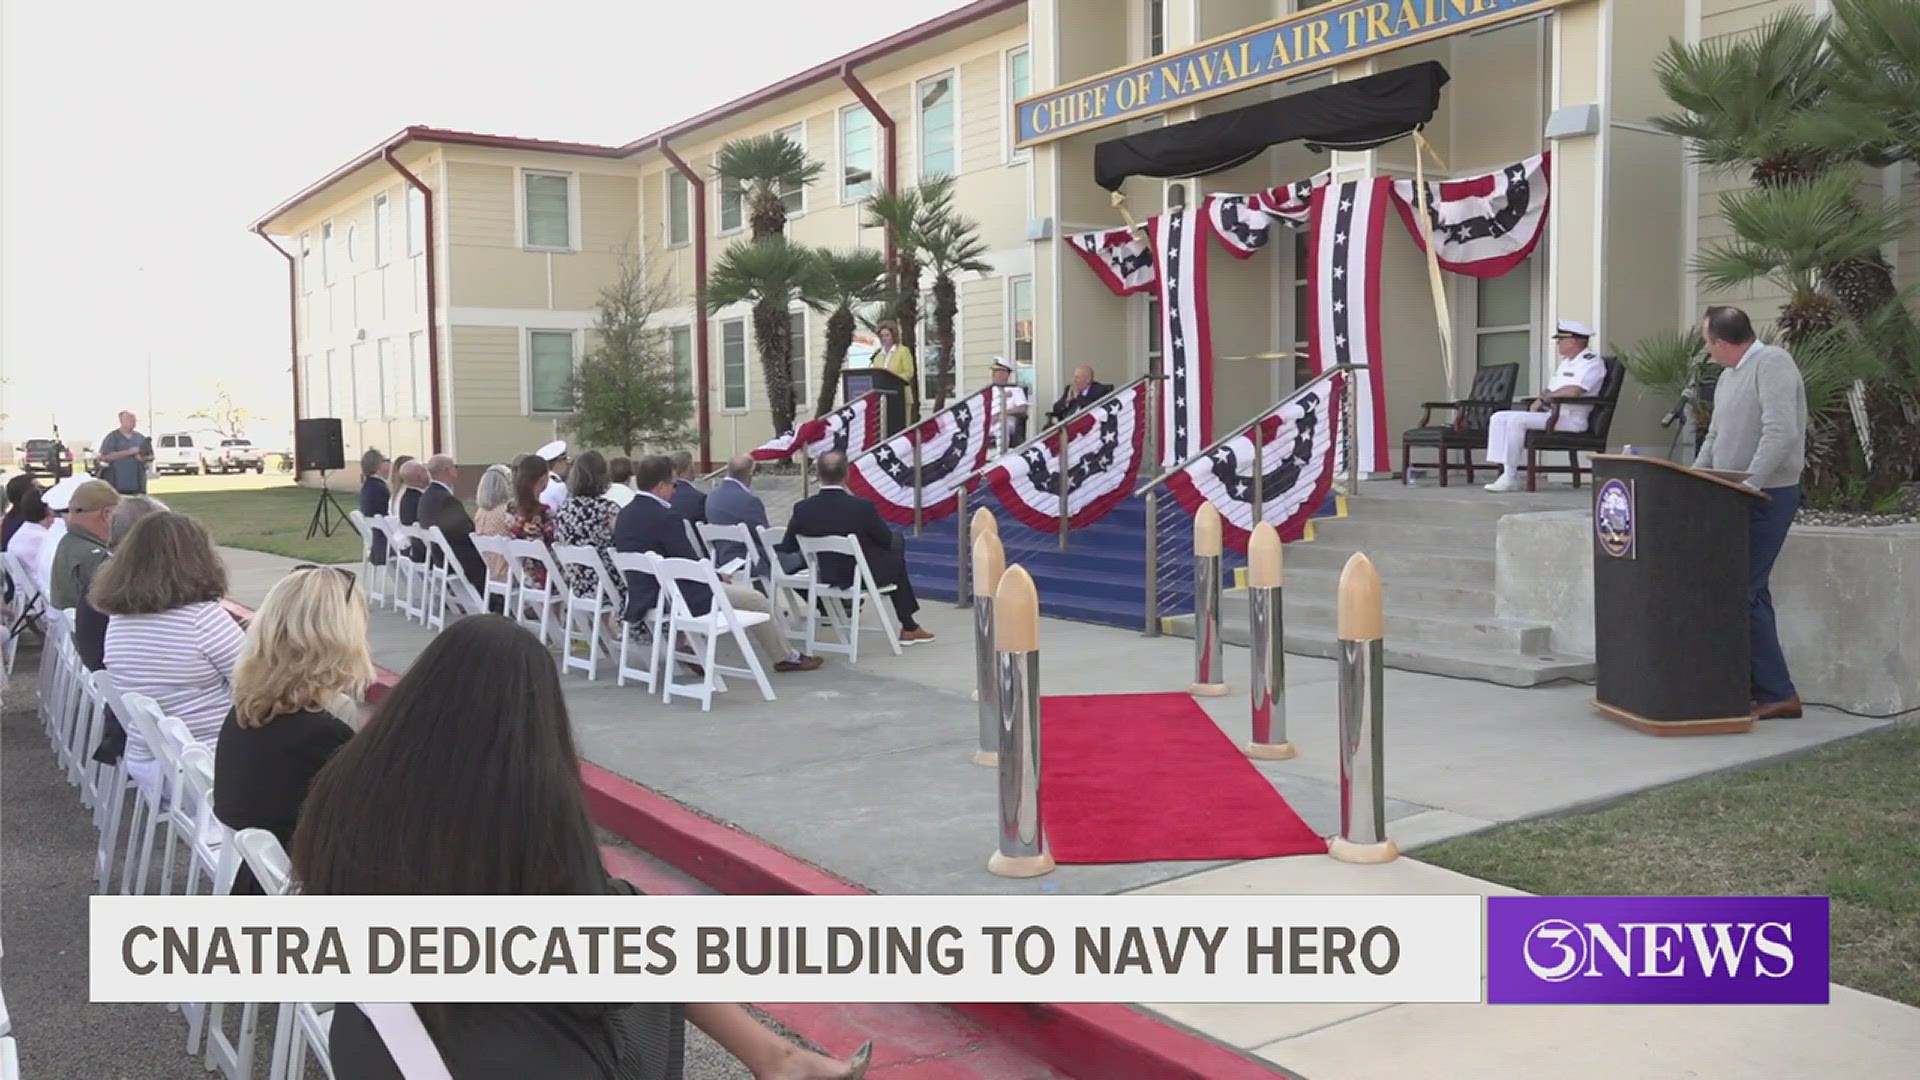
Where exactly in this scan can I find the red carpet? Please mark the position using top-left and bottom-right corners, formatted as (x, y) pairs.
(1040, 693), (1328, 864)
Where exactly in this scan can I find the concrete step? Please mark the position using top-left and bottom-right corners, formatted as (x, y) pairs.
(1344, 490), (1587, 525)
(1270, 568), (1496, 613)
(1282, 542), (1495, 587)
(1214, 591), (1548, 653)
(1161, 612), (1594, 688)
(1305, 518), (1495, 549)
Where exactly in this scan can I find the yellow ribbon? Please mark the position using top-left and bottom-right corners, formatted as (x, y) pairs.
(1412, 130), (1456, 393)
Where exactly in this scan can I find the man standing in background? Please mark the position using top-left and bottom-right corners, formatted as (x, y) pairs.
(97, 411), (151, 495)
(1695, 306), (1808, 721)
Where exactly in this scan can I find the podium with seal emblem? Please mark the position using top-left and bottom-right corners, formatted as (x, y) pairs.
(1589, 454), (1769, 736)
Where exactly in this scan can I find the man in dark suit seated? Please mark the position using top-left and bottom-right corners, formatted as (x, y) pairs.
(1046, 364), (1114, 424)
(778, 452), (935, 644)
(357, 448), (390, 564)
(706, 454), (804, 580)
(419, 455), (486, 593)
(394, 458), (428, 562)
(613, 454), (821, 672)
(668, 449), (707, 523)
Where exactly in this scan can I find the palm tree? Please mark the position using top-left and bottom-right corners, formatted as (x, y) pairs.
(917, 205), (993, 411)
(1793, 0), (1920, 169)
(862, 183), (930, 414)
(808, 249), (888, 417)
(712, 133), (825, 241)
(706, 237), (821, 435)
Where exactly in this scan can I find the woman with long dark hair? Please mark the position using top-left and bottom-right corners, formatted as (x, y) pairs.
(298, 616), (867, 1080)
(506, 455), (557, 590)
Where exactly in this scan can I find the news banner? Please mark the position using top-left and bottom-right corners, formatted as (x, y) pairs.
(90, 894), (1829, 1006)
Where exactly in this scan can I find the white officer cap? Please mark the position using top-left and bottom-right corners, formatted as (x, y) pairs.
(535, 440), (568, 462)
(44, 475), (84, 511)
(1553, 320), (1596, 340)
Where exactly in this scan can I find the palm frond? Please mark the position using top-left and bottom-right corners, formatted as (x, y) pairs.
(712, 133), (826, 190)
(1618, 328), (1709, 398)
(704, 237), (819, 314)
(861, 185), (923, 242)
(1651, 10), (1831, 176)
(1794, 315), (1895, 420)
(1694, 171), (1906, 293)
(811, 248), (888, 309)
(1811, 0), (1920, 165)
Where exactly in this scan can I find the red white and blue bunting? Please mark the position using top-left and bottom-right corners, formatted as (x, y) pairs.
(749, 393), (883, 462)
(1064, 228), (1157, 296)
(847, 386), (995, 526)
(1308, 177), (1392, 475)
(984, 382), (1148, 534)
(1164, 376), (1343, 552)
(1390, 153), (1550, 279)
(1153, 206), (1212, 468)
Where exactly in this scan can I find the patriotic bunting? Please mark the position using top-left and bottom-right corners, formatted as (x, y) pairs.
(1164, 377), (1343, 552)
(984, 382), (1148, 534)
(1064, 228), (1157, 296)
(1390, 153), (1551, 278)
(1153, 205), (1212, 468)
(748, 394), (883, 462)
(847, 387), (994, 526)
(1307, 177), (1392, 476)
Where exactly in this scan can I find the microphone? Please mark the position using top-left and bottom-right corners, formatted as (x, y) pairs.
(1659, 390), (1689, 428)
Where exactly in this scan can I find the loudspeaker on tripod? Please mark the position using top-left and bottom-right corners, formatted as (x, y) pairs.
(296, 418), (346, 473)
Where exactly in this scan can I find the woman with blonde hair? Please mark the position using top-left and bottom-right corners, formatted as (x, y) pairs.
(214, 563), (375, 894)
(472, 463), (515, 584)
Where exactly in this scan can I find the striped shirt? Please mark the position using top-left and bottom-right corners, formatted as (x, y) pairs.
(104, 601), (246, 780)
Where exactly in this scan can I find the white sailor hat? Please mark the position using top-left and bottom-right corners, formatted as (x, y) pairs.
(991, 356), (1015, 372)
(535, 440), (568, 462)
(44, 475), (84, 511)
(1553, 319), (1596, 340)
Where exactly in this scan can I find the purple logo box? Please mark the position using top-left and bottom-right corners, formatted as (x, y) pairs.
(1487, 896), (1829, 1004)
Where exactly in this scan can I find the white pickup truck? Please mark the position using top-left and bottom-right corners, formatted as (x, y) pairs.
(200, 437), (266, 474)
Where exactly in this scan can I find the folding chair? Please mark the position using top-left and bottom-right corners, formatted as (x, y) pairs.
(389, 524), (430, 623)
(426, 528), (489, 629)
(374, 516), (411, 612)
(116, 693), (177, 896)
(469, 534), (516, 616)
(172, 745), (226, 1055)
(794, 535), (902, 663)
(206, 830), (293, 1080)
(755, 525), (811, 647)
(1, 552), (44, 677)
(0, 1036), (14, 1080)
(151, 714), (204, 896)
(506, 539), (567, 648)
(91, 672), (138, 891)
(607, 551), (667, 692)
(653, 557), (776, 711)
(551, 545), (622, 680)
(684, 518), (710, 559)
(72, 668), (111, 814)
(348, 511), (388, 606)
(231, 830), (336, 1080)
(353, 1003), (452, 1079)
(695, 522), (751, 579)
(38, 607), (71, 751)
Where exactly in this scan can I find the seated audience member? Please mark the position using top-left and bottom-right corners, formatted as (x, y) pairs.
(669, 449), (708, 523)
(605, 456), (638, 507)
(614, 455), (821, 673)
(395, 458), (430, 561)
(553, 450), (626, 606)
(1482, 320), (1609, 493)
(215, 564), (373, 895)
(471, 464), (514, 585)
(506, 455), (558, 591)
(75, 495), (168, 766)
(706, 455), (799, 580)
(35, 475), (84, 597)
(420, 455), (488, 592)
(358, 448), (391, 564)
(987, 357), (1031, 452)
(5, 487), (54, 583)
(537, 441), (572, 513)
(780, 453), (934, 644)
(1046, 365), (1114, 424)
(2, 473), (42, 550)
(90, 512), (244, 794)
(297, 616), (868, 1080)
(49, 481), (117, 611)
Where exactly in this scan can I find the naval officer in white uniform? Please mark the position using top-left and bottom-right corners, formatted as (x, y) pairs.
(987, 357), (1031, 455)
(536, 440), (571, 512)
(1483, 320), (1609, 493)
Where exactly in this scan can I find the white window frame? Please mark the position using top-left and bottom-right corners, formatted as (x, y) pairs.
(344, 223), (359, 267)
(321, 220), (335, 285)
(301, 354), (319, 418)
(668, 324), (695, 400)
(716, 155), (745, 236)
(322, 348), (338, 417)
(719, 317), (750, 413)
(919, 286), (963, 401)
(1007, 275), (1035, 389)
(1148, 0), (1166, 57)
(524, 328), (580, 416)
(376, 337), (397, 419)
(519, 168), (580, 253)
(373, 193), (391, 267)
(786, 307), (810, 412)
(916, 70), (960, 181)
(409, 331), (430, 418)
(775, 122), (807, 218)
(1472, 256), (1542, 398)
(665, 171), (692, 248)
(406, 187), (426, 257)
(299, 231), (313, 293)
(839, 104), (877, 205)
(1005, 48), (1031, 165)
(350, 342), (374, 421)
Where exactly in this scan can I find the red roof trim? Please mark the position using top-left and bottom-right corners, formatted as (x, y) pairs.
(250, 0), (1024, 230)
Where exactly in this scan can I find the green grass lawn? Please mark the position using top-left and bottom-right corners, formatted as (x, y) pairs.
(1422, 721), (1920, 1007)
(156, 481), (363, 564)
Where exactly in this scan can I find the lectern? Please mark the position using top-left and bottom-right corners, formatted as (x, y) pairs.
(844, 369), (909, 437)
(1590, 454), (1767, 736)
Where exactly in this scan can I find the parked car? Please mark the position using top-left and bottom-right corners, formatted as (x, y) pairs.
(152, 432), (206, 475)
(200, 437), (265, 474)
(19, 438), (75, 478)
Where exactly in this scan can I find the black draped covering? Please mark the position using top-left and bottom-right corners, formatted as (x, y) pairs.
(1093, 61), (1450, 191)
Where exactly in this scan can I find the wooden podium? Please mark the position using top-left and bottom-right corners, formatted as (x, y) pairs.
(844, 369), (910, 437)
(1589, 454), (1767, 736)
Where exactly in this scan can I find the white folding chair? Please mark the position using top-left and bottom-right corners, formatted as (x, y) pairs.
(684, 518), (710, 559)
(151, 714), (203, 896)
(39, 608), (72, 752)
(608, 551), (667, 692)
(72, 667), (110, 814)
(51, 610), (88, 785)
(794, 534), (902, 663)
(2, 551), (45, 678)
(171, 744), (226, 1055)
(348, 511), (388, 606)
(426, 527), (488, 629)
(506, 539), (567, 647)
(469, 534), (516, 616)
(91, 672), (139, 891)
(354, 1003), (452, 1079)
(755, 525), (811, 646)
(115, 693), (177, 896)
(695, 522), (752, 579)
(374, 516), (411, 612)
(206, 830), (294, 1080)
(229, 831), (336, 1080)
(0, 1036), (14, 1080)
(654, 557), (776, 711)
(551, 545), (622, 679)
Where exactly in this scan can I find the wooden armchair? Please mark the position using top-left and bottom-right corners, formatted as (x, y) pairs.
(1524, 357), (1626, 491)
(1399, 363), (1518, 487)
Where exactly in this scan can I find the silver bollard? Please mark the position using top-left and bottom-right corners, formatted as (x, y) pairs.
(972, 517), (1005, 768)
(1244, 521), (1295, 760)
(988, 565), (1053, 878)
(1329, 553), (1397, 864)
(1190, 503), (1229, 697)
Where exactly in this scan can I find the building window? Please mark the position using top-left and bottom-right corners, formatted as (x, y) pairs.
(351, 343), (375, 420)
(718, 167), (744, 234)
(670, 325), (694, 399)
(407, 187), (426, 257)
(1009, 276), (1034, 388)
(1007, 49), (1031, 163)
(918, 73), (957, 179)
(377, 338), (399, 419)
(1475, 256), (1537, 396)
(524, 171), (572, 250)
(373, 194), (391, 267)
(787, 309), (809, 413)
(919, 288), (960, 400)
(301, 354), (319, 418)
(667, 171), (691, 247)
(321, 221), (334, 284)
(322, 349), (337, 417)
(1148, 0), (1166, 56)
(345, 224), (359, 266)
(841, 106), (876, 203)
(409, 331), (430, 417)
(1291, 229), (1313, 389)
(720, 319), (749, 411)
(528, 330), (576, 414)
(776, 123), (806, 215)
(299, 232), (313, 293)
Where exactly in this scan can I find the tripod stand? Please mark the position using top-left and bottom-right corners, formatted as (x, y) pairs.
(305, 471), (354, 540)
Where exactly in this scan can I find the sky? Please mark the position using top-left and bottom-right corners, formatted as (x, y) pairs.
(0, 0), (966, 446)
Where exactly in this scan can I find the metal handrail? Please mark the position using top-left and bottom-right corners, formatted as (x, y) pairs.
(847, 385), (988, 465)
(949, 374), (1150, 491)
(1133, 363), (1367, 498)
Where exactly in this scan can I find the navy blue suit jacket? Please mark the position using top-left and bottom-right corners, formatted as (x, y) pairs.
(396, 486), (426, 561)
(704, 478), (768, 576)
(612, 494), (711, 622)
(418, 482), (486, 590)
(359, 476), (390, 563)
(778, 487), (899, 589)
(670, 479), (707, 524)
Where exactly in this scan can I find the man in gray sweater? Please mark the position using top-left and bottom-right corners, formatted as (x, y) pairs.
(1695, 306), (1807, 719)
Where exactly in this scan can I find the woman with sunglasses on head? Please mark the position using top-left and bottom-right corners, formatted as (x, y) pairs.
(299, 615), (868, 1080)
(214, 564), (374, 895)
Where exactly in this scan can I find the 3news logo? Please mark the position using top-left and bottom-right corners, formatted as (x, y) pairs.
(1486, 897), (1830, 1004)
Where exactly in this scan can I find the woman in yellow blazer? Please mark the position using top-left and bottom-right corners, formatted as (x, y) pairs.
(874, 322), (917, 415)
